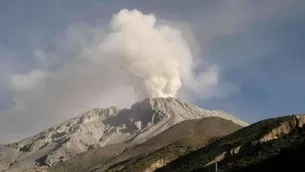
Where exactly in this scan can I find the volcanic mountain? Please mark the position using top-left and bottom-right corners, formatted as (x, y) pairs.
(49, 116), (244, 172)
(0, 97), (247, 172)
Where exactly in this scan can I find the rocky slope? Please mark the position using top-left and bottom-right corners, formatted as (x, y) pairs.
(0, 97), (247, 172)
(49, 117), (243, 172)
(157, 114), (305, 172)
(104, 117), (242, 172)
(226, 138), (305, 172)
(48, 114), (305, 172)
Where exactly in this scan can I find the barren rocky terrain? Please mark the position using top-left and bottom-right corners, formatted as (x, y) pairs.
(157, 114), (305, 172)
(0, 97), (246, 172)
(1, 98), (304, 172)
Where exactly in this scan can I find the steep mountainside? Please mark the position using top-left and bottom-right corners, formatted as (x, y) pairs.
(104, 117), (242, 172)
(49, 117), (242, 172)
(0, 145), (19, 171)
(0, 97), (247, 172)
(226, 139), (305, 172)
(157, 114), (305, 172)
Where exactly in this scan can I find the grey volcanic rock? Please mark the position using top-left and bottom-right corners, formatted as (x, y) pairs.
(49, 117), (243, 172)
(103, 117), (243, 172)
(0, 145), (19, 171)
(0, 97), (247, 172)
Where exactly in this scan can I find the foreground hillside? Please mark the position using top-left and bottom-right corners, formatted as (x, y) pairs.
(74, 114), (305, 172)
(49, 117), (242, 172)
(227, 140), (305, 172)
(157, 114), (305, 172)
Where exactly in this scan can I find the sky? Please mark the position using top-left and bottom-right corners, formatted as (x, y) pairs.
(0, 0), (305, 143)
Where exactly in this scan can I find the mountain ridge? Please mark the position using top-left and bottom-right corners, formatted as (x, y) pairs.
(156, 114), (305, 171)
(0, 97), (247, 172)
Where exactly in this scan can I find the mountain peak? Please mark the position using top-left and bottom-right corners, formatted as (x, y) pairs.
(132, 97), (247, 127)
(1, 98), (247, 171)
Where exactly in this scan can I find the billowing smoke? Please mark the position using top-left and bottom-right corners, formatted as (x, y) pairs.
(0, 9), (220, 143)
(101, 9), (193, 98)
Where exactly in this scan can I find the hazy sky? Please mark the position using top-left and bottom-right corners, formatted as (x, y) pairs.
(0, 0), (305, 143)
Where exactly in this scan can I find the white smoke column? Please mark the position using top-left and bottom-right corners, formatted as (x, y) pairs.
(101, 9), (195, 98)
(0, 9), (221, 143)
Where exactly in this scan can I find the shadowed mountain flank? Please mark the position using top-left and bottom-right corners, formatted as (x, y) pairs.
(157, 115), (305, 172)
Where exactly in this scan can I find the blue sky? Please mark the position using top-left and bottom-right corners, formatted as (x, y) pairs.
(0, 0), (305, 143)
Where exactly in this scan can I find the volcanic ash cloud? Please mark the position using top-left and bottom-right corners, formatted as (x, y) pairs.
(102, 9), (197, 98)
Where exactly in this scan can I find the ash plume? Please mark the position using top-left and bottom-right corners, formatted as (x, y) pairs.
(102, 9), (191, 98)
(0, 9), (219, 143)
